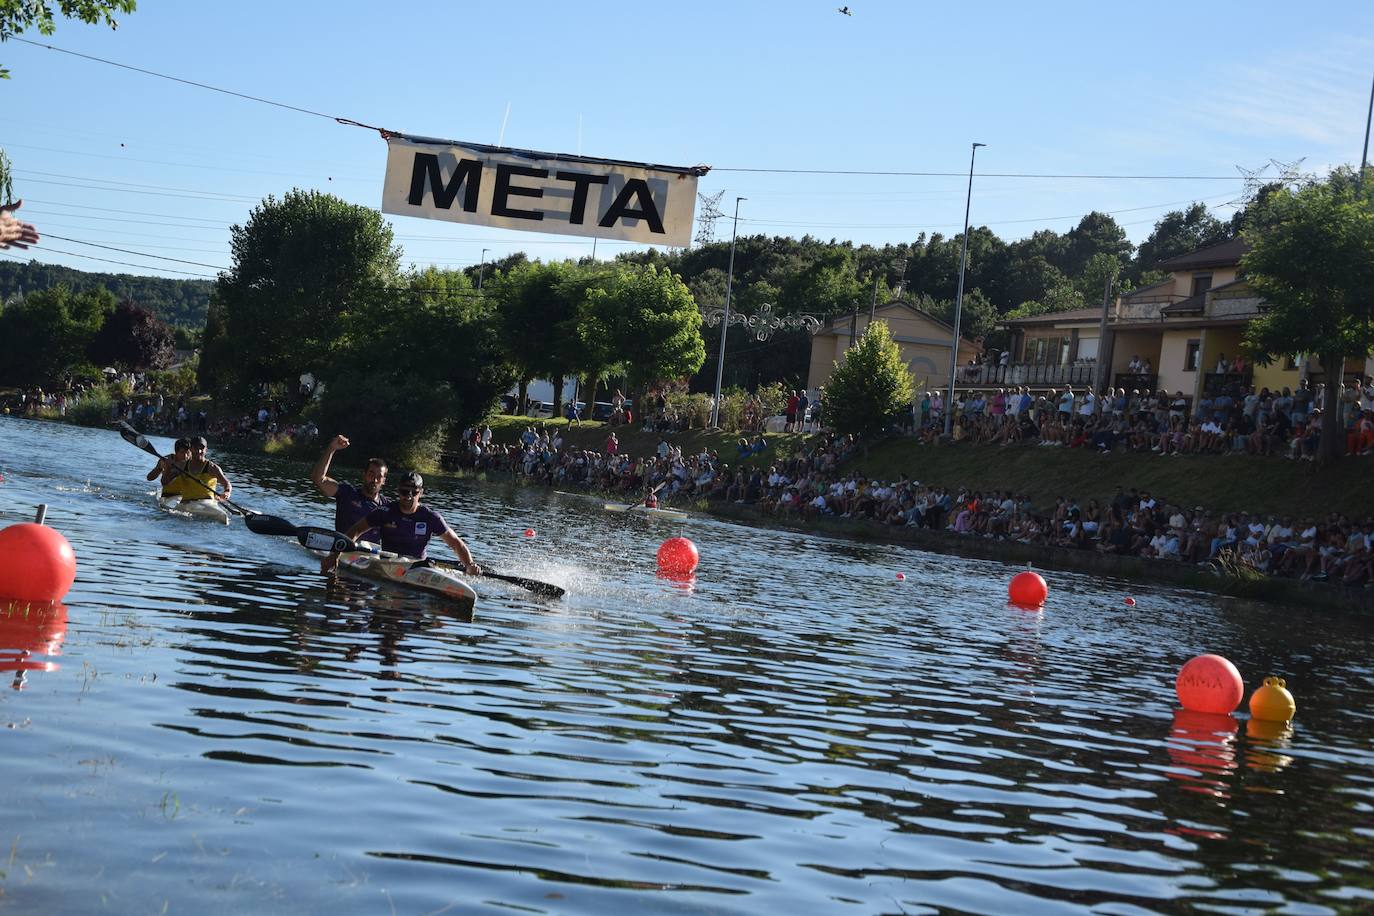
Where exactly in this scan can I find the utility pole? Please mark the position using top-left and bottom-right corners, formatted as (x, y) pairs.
(1095, 267), (1117, 393)
(944, 142), (985, 437)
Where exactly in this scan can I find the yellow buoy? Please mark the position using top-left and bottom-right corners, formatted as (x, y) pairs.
(1248, 676), (1296, 723)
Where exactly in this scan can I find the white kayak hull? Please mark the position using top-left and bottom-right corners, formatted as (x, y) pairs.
(308, 543), (477, 609)
(602, 503), (688, 520)
(159, 495), (232, 525)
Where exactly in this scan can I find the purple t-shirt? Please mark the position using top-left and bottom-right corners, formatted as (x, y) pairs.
(364, 504), (450, 559)
(335, 481), (386, 542)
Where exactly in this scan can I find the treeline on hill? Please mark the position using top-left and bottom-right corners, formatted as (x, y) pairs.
(0, 260), (212, 329)
(612, 200), (1248, 394)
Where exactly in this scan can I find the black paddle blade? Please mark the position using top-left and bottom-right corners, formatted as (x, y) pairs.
(481, 568), (566, 599)
(297, 527), (356, 553)
(116, 420), (155, 454)
(244, 514), (303, 537)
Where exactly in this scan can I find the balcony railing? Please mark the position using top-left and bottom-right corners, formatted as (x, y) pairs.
(1202, 370), (1253, 395)
(1112, 372), (1158, 393)
(957, 362), (1097, 388)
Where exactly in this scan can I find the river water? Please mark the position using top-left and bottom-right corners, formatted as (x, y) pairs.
(0, 416), (1371, 914)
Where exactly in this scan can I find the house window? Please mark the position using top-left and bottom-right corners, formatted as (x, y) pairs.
(1191, 274), (1213, 297)
(1185, 339), (1201, 372)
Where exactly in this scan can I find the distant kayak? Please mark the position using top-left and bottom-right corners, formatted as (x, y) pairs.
(603, 503), (689, 521)
(158, 495), (232, 525)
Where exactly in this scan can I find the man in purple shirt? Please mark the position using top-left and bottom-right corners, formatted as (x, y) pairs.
(311, 434), (388, 542)
(325, 472), (480, 575)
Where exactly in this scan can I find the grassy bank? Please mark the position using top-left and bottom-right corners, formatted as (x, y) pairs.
(483, 415), (1374, 520)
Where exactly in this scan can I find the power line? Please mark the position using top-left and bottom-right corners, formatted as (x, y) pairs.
(21, 246), (219, 278)
(713, 167), (1251, 180)
(42, 234), (229, 270)
(10, 36), (342, 123)
(12, 37), (1265, 184)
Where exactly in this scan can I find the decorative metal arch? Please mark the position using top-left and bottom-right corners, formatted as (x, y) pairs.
(701, 302), (823, 341)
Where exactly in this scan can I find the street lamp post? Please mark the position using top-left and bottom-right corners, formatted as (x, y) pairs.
(944, 142), (985, 436)
(709, 196), (745, 428)
(478, 248), (489, 291)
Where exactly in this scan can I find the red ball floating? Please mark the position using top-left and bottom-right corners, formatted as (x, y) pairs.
(1008, 570), (1048, 607)
(0, 524), (77, 603)
(896, 572), (906, 581)
(1176, 653), (1244, 715)
(1124, 597), (1137, 607)
(656, 537), (699, 576)
(523, 528), (536, 539)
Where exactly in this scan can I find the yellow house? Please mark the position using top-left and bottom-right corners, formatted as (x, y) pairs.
(1001, 237), (1370, 402)
(807, 299), (979, 396)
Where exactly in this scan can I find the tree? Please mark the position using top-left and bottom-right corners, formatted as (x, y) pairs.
(0, 284), (113, 385)
(919, 288), (999, 342)
(317, 268), (515, 466)
(88, 300), (175, 372)
(1134, 203), (1231, 274)
(489, 260), (584, 416)
(821, 320), (914, 445)
(1242, 167), (1374, 463)
(1063, 211), (1132, 278)
(1, 0), (136, 78)
(578, 264), (705, 399)
(200, 189), (401, 399)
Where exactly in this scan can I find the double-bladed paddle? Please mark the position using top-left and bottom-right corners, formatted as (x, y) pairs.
(244, 512), (566, 599)
(116, 421), (253, 518)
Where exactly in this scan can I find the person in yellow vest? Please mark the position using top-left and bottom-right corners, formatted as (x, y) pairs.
(146, 438), (196, 497)
(163, 436), (233, 502)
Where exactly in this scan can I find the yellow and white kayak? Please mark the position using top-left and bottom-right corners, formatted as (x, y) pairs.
(159, 495), (232, 525)
(602, 503), (689, 521)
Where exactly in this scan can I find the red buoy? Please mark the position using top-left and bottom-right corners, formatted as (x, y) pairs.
(0, 524), (77, 602)
(1124, 596), (1137, 607)
(523, 528), (536, 539)
(1008, 570), (1048, 607)
(656, 537), (699, 576)
(1176, 653), (1244, 715)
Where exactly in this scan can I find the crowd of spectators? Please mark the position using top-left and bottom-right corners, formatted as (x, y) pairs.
(448, 420), (1374, 590)
(916, 376), (1374, 459)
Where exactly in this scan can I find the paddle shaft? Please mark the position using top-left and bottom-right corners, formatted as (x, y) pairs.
(117, 422), (252, 517)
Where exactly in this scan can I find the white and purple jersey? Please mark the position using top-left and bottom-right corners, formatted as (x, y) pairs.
(364, 504), (450, 559)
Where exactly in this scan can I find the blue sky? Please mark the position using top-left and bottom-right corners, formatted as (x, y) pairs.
(2, 0), (1372, 281)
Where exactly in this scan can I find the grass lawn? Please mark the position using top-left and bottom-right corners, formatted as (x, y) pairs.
(483, 415), (1374, 520)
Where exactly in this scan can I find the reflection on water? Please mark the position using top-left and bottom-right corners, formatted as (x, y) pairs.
(1, 415), (1374, 913)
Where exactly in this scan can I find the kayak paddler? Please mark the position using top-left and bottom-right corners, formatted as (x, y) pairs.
(146, 437), (195, 498)
(322, 472), (481, 577)
(165, 436), (233, 503)
(311, 433), (388, 542)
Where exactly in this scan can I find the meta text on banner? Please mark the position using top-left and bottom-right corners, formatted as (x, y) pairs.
(381, 137), (706, 247)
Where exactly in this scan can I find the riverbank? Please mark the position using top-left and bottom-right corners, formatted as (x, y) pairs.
(480, 415), (1374, 520)
(468, 416), (1371, 614)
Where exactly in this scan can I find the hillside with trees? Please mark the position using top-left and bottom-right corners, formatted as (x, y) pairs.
(0, 260), (212, 329)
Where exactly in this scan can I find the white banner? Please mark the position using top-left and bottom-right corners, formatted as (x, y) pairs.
(381, 136), (705, 247)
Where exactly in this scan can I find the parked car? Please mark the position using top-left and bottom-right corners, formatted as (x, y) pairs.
(590, 400), (633, 421)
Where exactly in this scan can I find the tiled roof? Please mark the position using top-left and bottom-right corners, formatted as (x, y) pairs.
(1155, 237), (1249, 271)
(1000, 306), (1103, 326)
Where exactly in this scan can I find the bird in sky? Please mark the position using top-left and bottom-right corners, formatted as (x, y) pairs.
(837, 6), (852, 14)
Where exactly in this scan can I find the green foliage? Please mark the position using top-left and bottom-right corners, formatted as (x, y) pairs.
(919, 288), (999, 342)
(0, 261), (212, 328)
(200, 189), (400, 397)
(64, 386), (114, 427)
(822, 321), (914, 442)
(1134, 203), (1231, 274)
(0, 0), (137, 78)
(488, 260), (583, 410)
(579, 264), (705, 393)
(664, 390), (713, 428)
(317, 267), (516, 456)
(147, 358), (199, 399)
(1241, 167), (1374, 461)
(0, 284), (114, 385)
